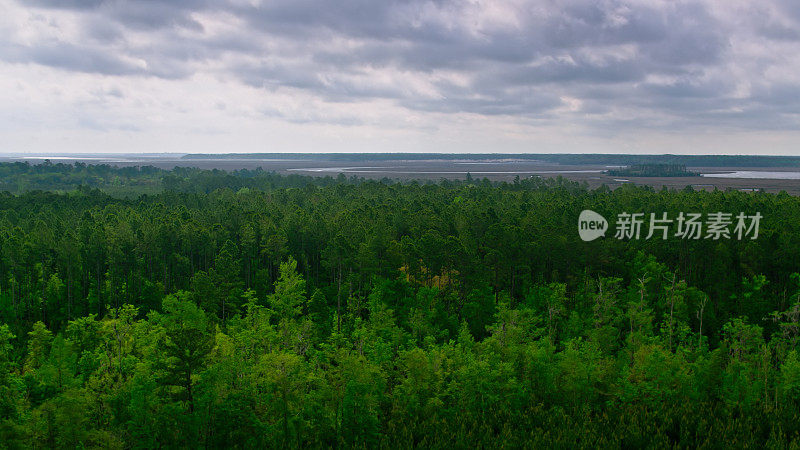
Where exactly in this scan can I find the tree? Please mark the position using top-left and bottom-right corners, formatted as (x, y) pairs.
(269, 257), (306, 322)
(0, 325), (20, 420)
(155, 292), (213, 414)
(25, 321), (52, 373)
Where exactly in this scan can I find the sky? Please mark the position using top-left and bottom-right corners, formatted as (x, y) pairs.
(1, 0), (800, 155)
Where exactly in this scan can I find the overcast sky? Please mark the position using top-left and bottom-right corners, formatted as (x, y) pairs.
(2, 0), (800, 154)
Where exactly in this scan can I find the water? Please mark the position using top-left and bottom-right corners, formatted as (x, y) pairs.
(701, 171), (800, 180)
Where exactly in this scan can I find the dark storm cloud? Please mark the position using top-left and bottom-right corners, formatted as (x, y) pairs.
(28, 0), (211, 30)
(493, 56), (646, 86)
(26, 0), (105, 9)
(402, 90), (564, 116)
(7, 0), (800, 130)
(641, 76), (734, 99)
(0, 41), (145, 76)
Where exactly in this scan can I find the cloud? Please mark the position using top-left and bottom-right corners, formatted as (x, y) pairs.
(26, 0), (105, 9)
(1, 0), (799, 153)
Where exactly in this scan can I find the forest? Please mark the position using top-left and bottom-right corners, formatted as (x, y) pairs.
(0, 162), (800, 447)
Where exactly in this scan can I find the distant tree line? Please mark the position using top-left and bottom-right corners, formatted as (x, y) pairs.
(0, 161), (365, 196)
(182, 153), (800, 167)
(607, 164), (699, 177)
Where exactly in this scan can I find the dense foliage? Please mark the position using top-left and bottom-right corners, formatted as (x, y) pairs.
(0, 161), (356, 195)
(0, 161), (163, 194)
(0, 164), (799, 447)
